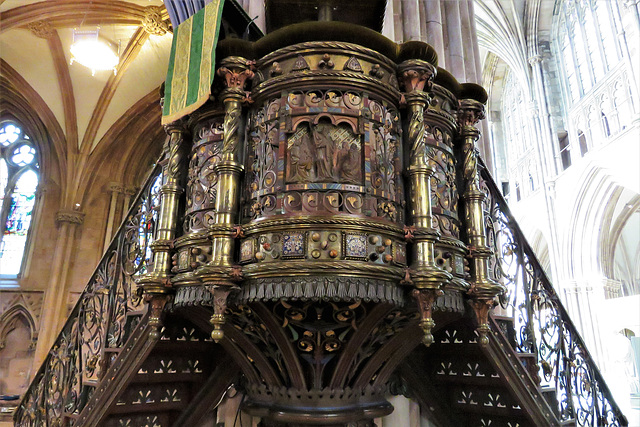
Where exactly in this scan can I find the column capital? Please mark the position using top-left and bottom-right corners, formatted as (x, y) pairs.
(528, 54), (543, 66)
(397, 59), (437, 93)
(55, 209), (85, 226)
(107, 182), (124, 193)
(457, 99), (486, 128)
(164, 118), (189, 135)
(123, 186), (138, 196)
(217, 56), (255, 91)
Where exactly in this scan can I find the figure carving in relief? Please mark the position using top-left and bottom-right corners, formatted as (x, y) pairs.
(339, 143), (360, 183)
(408, 109), (427, 166)
(312, 122), (336, 181)
(288, 126), (314, 183)
(286, 122), (361, 184)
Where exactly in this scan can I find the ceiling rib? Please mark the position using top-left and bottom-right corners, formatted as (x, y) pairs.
(80, 26), (150, 153)
(48, 30), (78, 149)
(1, 0), (168, 33)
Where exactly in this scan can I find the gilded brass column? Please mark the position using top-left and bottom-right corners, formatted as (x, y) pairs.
(399, 60), (452, 346)
(195, 56), (252, 341)
(458, 98), (503, 344)
(138, 121), (188, 294)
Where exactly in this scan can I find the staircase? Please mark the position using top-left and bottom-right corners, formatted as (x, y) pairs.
(80, 311), (237, 427)
(400, 315), (567, 427)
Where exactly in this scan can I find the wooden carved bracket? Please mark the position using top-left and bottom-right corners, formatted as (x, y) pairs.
(412, 288), (444, 346)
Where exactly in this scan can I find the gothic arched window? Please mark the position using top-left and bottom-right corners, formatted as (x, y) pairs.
(0, 121), (39, 276)
(578, 130), (588, 156)
(556, 0), (623, 104)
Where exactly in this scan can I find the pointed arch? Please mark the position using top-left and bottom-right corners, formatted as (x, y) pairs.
(0, 60), (65, 189)
(0, 304), (37, 350)
(561, 164), (623, 281)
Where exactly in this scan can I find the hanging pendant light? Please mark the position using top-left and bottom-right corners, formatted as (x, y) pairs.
(70, 28), (119, 76)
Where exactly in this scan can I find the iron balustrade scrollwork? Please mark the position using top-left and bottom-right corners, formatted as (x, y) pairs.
(479, 160), (628, 426)
(14, 162), (163, 426)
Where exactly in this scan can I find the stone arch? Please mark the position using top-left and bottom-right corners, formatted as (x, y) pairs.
(561, 164), (621, 281)
(530, 229), (551, 277)
(0, 304), (37, 350)
(602, 193), (640, 297)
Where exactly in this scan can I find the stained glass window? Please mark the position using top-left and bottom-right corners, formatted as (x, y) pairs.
(0, 121), (39, 276)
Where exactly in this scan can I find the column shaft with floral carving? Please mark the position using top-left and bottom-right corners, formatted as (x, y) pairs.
(458, 98), (503, 344)
(399, 60), (451, 346)
(196, 56), (252, 341)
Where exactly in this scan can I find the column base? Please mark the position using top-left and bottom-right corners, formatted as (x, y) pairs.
(243, 385), (392, 426)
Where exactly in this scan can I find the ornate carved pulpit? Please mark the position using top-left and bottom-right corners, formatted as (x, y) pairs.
(150, 18), (501, 425)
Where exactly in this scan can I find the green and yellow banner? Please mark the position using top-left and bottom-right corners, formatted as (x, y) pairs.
(162, 0), (225, 125)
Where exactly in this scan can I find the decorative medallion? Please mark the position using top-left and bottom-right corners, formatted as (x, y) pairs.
(282, 233), (305, 258)
(178, 250), (190, 270)
(240, 239), (256, 263)
(343, 56), (363, 72)
(344, 234), (368, 259)
(393, 243), (407, 266)
(292, 54), (310, 72)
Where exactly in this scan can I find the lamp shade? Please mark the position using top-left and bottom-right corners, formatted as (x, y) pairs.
(70, 29), (119, 75)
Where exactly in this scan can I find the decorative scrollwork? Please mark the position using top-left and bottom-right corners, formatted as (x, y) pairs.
(273, 300), (366, 388)
(15, 164), (163, 426)
(479, 161), (627, 426)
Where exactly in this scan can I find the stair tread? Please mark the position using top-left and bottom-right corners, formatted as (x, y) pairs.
(433, 374), (503, 386)
(131, 372), (209, 384)
(109, 401), (186, 415)
(453, 400), (526, 417)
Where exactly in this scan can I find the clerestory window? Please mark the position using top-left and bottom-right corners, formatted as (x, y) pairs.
(0, 121), (39, 277)
(556, 0), (623, 105)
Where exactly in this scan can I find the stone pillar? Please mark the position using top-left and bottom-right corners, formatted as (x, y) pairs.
(103, 182), (122, 252)
(383, 395), (411, 426)
(527, 54), (561, 284)
(459, 0), (477, 83)
(619, 1), (640, 107)
(393, 0), (404, 42)
(33, 209), (84, 366)
(458, 98), (503, 344)
(467, 0), (483, 82)
(401, 0), (421, 41)
(422, 0), (445, 67)
(443, 0), (465, 81)
(382, 0), (396, 41)
(121, 186), (137, 221)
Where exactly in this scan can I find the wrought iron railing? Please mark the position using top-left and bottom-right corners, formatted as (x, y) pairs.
(14, 163), (163, 426)
(479, 162), (628, 426)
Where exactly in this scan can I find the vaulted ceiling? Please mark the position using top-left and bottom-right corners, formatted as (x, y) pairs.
(1, 0), (172, 151)
(0, 0), (175, 205)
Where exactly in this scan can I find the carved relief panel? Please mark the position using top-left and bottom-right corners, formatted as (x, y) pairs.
(423, 84), (468, 287)
(243, 91), (403, 225)
(184, 118), (224, 233)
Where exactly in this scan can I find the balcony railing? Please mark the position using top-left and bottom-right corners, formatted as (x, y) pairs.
(13, 162), (163, 426)
(480, 162), (628, 426)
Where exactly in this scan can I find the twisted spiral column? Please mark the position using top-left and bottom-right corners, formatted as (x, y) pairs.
(138, 120), (189, 295)
(458, 98), (504, 345)
(399, 60), (452, 346)
(196, 56), (253, 341)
